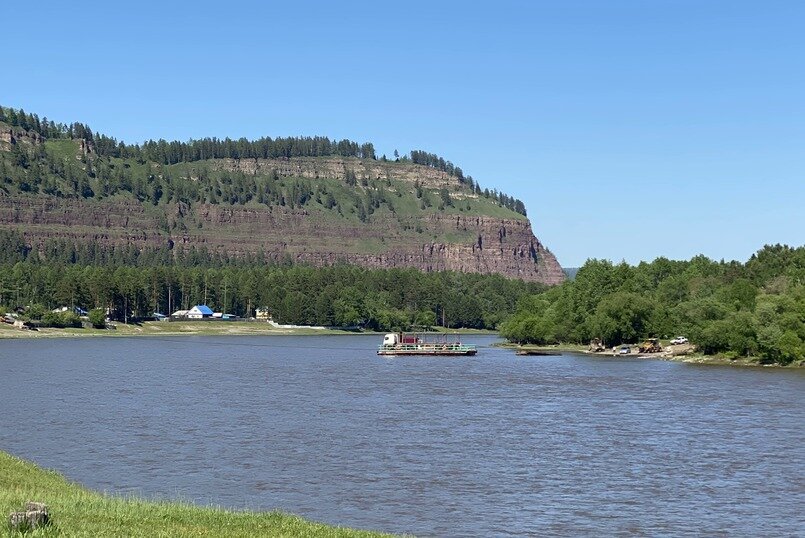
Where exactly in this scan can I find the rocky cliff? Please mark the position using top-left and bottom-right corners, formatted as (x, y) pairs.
(0, 194), (564, 284)
(0, 113), (564, 284)
(211, 156), (459, 188)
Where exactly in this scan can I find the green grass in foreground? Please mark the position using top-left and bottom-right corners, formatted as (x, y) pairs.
(0, 451), (391, 537)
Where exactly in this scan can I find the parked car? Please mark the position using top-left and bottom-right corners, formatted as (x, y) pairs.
(619, 346), (631, 355)
(670, 336), (689, 345)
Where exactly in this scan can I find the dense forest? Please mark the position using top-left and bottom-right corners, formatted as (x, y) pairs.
(0, 231), (545, 330)
(0, 105), (527, 215)
(500, 244), (805, 365)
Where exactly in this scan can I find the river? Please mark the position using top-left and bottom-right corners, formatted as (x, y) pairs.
(1, 335), (803, 536)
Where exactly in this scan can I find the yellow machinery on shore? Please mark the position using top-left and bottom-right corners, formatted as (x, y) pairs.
(638, 338), (662, 353)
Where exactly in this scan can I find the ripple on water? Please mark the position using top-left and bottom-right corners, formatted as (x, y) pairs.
(0, 335), (803, 537)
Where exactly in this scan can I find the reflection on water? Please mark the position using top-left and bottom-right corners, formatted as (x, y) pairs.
(1, 335), (803, 536)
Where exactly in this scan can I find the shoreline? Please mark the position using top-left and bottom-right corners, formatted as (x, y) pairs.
(5, 325), (797, 368)
(0, 321), (498, 340)
(497, 342), (804, 369)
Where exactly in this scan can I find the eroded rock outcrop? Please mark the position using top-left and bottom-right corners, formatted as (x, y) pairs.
(210, 156), (459, 188)
(0, 195), (564, 284)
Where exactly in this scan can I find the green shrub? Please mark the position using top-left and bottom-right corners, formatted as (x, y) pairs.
(24, 304), (47, 321)
(40, 310), (82, 328)
(89, 308), (106, 329)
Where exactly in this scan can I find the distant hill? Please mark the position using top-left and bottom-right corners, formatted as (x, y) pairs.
(0, 106), (564, 284)
(563, 267), (580, 280)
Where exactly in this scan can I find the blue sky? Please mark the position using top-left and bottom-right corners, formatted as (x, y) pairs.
(5, 1), (803, 267)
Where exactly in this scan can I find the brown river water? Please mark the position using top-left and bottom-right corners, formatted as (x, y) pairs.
(1, 335), (803, 536)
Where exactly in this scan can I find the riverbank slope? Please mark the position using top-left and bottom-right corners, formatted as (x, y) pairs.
(0, 451), (389, 537)
(0, 321), (497, 339)
(500, 343), (804, 368)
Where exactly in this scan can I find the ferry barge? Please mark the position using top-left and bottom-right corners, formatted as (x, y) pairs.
(377, 332), (477, 356)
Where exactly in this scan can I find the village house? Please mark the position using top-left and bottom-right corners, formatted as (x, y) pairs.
(186, 305), (214, 319)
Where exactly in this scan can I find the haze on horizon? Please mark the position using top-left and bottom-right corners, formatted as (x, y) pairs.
(6, 1), (803, 267)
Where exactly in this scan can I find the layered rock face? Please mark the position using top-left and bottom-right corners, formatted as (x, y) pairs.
(0, 195), (565, 284)
(212, 156), (459, 188)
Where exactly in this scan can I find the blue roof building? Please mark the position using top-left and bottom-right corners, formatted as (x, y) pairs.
(188, 305), (214, 318)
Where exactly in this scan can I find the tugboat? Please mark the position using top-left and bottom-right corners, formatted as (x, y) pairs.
(377, 332), (477, 356)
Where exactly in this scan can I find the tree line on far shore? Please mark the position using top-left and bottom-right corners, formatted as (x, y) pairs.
(500, 244), (805, 365)
(0, 248), (545, 332)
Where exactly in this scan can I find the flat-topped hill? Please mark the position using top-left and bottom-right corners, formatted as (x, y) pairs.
(0, 107), (564, 284)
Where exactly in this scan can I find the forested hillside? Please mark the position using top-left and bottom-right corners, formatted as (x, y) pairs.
(0, 105), (564, 284)
(0, 229), (545, 330)
(501, 245), (805, 365)
(0, 106), (526, 214)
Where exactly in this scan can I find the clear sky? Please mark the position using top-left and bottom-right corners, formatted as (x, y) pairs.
(5, 1), (803, 267)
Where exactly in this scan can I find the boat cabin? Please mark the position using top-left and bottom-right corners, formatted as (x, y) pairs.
(382, 333), (398, 346)
(383, 333), (424, 346)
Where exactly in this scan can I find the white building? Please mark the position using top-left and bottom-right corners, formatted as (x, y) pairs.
(187, 305), (214, 319)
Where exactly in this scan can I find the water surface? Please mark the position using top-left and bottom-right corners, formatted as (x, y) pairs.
(1, 335), (803, 536)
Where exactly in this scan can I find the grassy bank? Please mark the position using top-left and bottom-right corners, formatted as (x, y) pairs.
(0, 322), (498, 340)
(0, 321), (359, 339)
(663, 352), (803, 368)
(0, 451), (390, 537)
